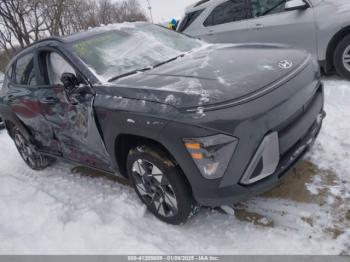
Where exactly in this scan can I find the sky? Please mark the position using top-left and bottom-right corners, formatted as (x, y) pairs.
(115, 0), (198, 23)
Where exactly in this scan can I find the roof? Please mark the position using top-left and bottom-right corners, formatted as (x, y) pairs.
(9, 22), (149, 64)
(17, 22), (147, 53)
(63, 22), (147, 43)
(21, 37), (64, 50)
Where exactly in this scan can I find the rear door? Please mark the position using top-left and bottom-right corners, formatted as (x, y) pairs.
(5, 52), (59, 151)
(245, 0), (317, 56)
(189, 0), (251, 44)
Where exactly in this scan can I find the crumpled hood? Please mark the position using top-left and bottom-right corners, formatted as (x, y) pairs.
(107, 44), (311, 109)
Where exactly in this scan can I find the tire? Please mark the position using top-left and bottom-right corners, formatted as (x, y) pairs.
(334, 35), (350, 80)
(127, 144), (197, 225)
(13, 127), (53, 170)
(0, 116), (4, 129)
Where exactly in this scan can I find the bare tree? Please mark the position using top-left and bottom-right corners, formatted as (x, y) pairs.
(0, 16), (16, 55)
(115, 0), (148, 22)
(0, 0), (148, 56)
(0, 0), (49, 47)
(98, 0), (115, 25)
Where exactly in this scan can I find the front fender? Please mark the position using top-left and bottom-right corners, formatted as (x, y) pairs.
(93, 94), (180, 171)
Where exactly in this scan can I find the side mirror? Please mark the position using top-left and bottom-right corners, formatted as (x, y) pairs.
(61, 72), (78, 92)
(285, 0), (309, 11)
(60, 73), (94, 104)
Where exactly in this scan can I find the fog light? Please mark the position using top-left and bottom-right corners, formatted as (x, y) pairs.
(184, 134), (238, 179)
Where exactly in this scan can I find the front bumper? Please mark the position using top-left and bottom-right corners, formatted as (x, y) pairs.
(197, 110), (324, 206)
(191, 81), (325, 206)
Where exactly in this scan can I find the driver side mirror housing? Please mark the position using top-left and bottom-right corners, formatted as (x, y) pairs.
(60, 73), (95, 104)
(285, 0), (309, 11)
(61, 72), (78, 93)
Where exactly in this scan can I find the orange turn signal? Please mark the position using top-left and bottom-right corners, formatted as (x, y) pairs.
(185, 143), (201, 150)
(191, 153), (204, 160)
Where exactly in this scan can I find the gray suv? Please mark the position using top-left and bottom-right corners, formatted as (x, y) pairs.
(0, 23), (324, 224)
(178, 0), (350, 79)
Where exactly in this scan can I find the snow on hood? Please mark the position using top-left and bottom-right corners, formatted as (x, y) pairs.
(109, 43), (311, 108)
(69, 23), (204, 82)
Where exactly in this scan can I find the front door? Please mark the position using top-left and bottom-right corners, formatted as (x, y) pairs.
(36, 49), (113, 171)
(245, 0), (317, 57)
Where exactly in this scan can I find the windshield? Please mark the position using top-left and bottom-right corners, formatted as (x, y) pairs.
(69, 23), (203, 81)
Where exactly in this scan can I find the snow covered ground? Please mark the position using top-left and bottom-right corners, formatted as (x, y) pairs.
(0, 77), (349, 255)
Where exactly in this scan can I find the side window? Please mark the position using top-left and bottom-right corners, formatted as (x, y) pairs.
(47, 52), (76, 86)
(14, 53), (37, 86)
(6, 64), (13, 79)
(204, 0), (246, 27)
(250, 0), (286, 18)
(178, 9), (204, 32)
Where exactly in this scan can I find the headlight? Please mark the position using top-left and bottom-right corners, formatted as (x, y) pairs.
(183, 134), (238, 179)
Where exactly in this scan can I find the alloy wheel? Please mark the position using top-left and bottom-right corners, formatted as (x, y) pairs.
(342, 45), (350, 72)
(14, 132), (38, 168)
(131, 159), (178, 217)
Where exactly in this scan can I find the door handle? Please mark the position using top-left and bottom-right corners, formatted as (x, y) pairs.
(42, 97), (59, 104)
(208, 29), (215, 36)
(255, 23), (264, 29)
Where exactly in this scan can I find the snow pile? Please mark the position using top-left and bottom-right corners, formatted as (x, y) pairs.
(0, 77), (349, 254)
(308, 77), (350, 181)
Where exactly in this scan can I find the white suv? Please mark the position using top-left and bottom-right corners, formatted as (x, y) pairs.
(178, 0), (350, 79)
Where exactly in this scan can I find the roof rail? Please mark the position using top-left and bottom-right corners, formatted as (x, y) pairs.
(194, 0), (211, 7)
(23, 36), (64, 49)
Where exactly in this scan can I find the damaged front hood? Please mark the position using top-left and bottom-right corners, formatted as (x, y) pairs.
(107, 44), (311, 109)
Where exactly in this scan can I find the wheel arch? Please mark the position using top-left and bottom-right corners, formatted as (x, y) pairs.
(114, 133), (195, 206)
(114, 134), (178, 178)
(1, 108), (32, 140)
(325, 25), (350, 73)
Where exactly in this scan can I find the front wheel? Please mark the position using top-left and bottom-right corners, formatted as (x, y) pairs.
(127, 145), (196, 224)
(13, 127), (52, 170)
(334, 35), (350, 80)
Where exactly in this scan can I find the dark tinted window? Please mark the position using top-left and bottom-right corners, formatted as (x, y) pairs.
(178, 9), (204, 32)
(204, 0), (246, 27)
(14, 53), (36, 86)
(249, 0), (286, 18)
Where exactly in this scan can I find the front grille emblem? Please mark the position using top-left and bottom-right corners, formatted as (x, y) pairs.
(278, 60), (293, 69)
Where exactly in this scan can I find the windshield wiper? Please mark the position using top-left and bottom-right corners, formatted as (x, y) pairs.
(152, 54), (185, 68)
(108, 67), (152, 82)
(260, 0), (285, 16)
(107, 54), (185, 82)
